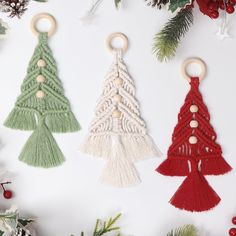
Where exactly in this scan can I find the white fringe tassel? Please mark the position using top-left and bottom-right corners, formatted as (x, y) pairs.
(80, 133), (161, 161)
(100, 135), (141, 187)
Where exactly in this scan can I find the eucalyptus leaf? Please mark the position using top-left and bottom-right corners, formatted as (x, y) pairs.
(169, 0), (191, 12)
(115, 0), (121, 8)
(0, 22), (7, 35)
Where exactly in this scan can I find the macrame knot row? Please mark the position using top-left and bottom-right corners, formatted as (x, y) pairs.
(38, 32), (48, 45)
(157, 74), (232, 212)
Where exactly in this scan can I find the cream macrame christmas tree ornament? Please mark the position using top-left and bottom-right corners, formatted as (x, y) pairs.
(81, 33), (161, 187)
(4, 14), (80, 168)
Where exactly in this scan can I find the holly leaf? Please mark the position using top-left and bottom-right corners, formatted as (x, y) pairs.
(115, 0), (121, 8)
(169, 0), (191, 12)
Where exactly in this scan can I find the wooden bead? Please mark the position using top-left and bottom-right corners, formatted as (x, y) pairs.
(190, 105), (198, 113)
(36, 90), (45, 98)
(190, 120), (199, 128)
(113, 94), (122, 102)
(189, 136), (198, 144)
(37, 59), (46, 67)
(112, 109), (122, 118)
(114, 78), (123, 86)
(36, 75), (45, 83)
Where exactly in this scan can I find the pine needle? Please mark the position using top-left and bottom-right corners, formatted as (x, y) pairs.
(167, 224), (198, 236)
(153, 8), (193, 62)
(93, 214), (121, 236)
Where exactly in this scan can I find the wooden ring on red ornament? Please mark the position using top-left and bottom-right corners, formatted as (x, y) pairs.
(181, 58), (207, 82)
(106, 32), (129, 54)
(31, 13), (57, 37)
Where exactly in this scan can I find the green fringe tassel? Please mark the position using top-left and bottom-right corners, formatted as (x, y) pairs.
(46, 112), (81, 133)
(4, 108), (37, 130)
(19, 120), (65, 168)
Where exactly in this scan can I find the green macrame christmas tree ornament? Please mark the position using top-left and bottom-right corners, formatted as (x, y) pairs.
(4, 14), (80, 168)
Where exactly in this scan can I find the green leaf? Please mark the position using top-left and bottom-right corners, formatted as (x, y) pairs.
(115, 0), (122, 8)
(33, 0), (48, 2)
(167, 224), (197, 236)
(0, 230), (4, 236)
(18, 218), (34, 227)
(169, 0), (191, 12)
(153, 8), (193, 62)
(0, 23), (7, 35)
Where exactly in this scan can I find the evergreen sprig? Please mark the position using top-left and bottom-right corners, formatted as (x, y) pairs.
(153, 7), (193, 62)
(145, 0), (170, 9)
(167, 224), (197, 236)
(79, 214), (122, 236)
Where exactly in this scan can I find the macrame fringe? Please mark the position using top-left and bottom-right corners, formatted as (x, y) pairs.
(19, 120), (65, 168)
(80, 134), (160, 161)
(100, 136), (140, 187)
(156, 158), (189, 176)
(170, 170), (221, 212)
(201, 157), (232, 175)
(46, 112), (80, 133)
(4, 108), (36, 130)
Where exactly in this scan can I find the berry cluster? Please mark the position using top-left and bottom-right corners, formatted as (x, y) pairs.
(207, 0), (236, 18)
(0, 182), (13, 199)
(229, 217), (236, 236)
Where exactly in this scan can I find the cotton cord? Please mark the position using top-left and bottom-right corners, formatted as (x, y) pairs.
(81, 49), (161, 187)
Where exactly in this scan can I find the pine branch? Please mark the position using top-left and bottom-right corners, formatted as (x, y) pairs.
(167, 224), (197, 236)
(145, 0), (169, 9)
(153, 8), (193, 62)
(93, 214), (121, 236)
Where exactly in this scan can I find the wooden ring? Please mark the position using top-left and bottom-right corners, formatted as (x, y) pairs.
(31, 13), (57, 37)
(181, 58), (207, 82)
(106, 32), (129, 54)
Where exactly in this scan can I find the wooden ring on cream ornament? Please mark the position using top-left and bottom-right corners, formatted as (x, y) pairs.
(106, 32), (129, 54)
(181, 58), (207, 82)
(31, 13), (57, 37)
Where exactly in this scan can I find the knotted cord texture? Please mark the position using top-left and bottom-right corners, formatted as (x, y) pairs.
(157, 77), (232, 212)
(157, 77), (231, 176)
(81, 50), (161, 187)
(4, 32), (80, 168)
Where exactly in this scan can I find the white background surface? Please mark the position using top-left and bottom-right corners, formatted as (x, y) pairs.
(0, 0), (236, 235)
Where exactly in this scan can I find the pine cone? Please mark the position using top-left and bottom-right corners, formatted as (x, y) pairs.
(145, 0), (169, 9)
(13, 227), (32, 236)
(0, 0), (29, 18)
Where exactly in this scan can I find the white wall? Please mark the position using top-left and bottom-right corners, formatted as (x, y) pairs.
(0, 0), (235, 235)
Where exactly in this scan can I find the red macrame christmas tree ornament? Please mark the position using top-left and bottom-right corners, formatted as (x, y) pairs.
(157, 58), (232, 212)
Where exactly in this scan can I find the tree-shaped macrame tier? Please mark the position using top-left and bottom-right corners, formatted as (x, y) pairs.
(4, 33), (80, 168)
(81, 50), (161, 187)
(157, 77), (231, 212)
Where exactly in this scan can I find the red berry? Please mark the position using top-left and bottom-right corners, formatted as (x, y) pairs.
(232, 217), (236, 225)
(230, 228), (236, 236)
(207, 1), (219, 10)
(3, 190), (12, 199)
(219, 1), (225, 9)
(229, 0), (236, 5)
(210, 10), (220, 18)
(226, 4), (235, 13)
